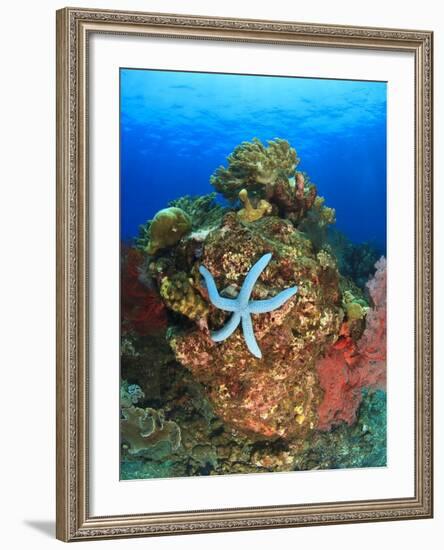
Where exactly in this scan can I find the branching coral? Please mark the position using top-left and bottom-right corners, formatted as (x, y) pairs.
(210, 138), (298, 200)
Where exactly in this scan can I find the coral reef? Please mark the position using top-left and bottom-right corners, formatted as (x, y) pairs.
(170, 214), (343, 441)
(145, 207), (192, 255)
(120, 136), (387, 478)
(121, 347), (305, 478)
(211, 139), (325, 227)
(121, 340), (386, 478)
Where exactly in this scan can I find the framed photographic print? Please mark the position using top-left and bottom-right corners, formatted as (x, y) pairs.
(56, 7), (433, 541)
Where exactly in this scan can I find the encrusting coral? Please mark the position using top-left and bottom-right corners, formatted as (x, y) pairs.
(160, 271), (209, 322)
(145, 206), (192, 255)
(169, 213), (343, 441)
(199, 252), (298, 358)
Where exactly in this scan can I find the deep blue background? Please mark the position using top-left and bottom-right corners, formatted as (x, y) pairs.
(120, 69), (387, 250)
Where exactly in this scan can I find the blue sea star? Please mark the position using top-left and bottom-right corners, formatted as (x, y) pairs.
(199, 253), (298, 359)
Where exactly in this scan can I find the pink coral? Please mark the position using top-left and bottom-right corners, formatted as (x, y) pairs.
(316, 257), (387, 431)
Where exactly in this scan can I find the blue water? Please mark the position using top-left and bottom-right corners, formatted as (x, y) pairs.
(120, 69), (386, 250)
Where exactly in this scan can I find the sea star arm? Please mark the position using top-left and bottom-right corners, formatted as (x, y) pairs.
(211, 312), (241, 342)
(248, 286), (298, 314)
(241, 312), (262, 359)
(199, 265), (238, 312)
(237, 253), (273, 308)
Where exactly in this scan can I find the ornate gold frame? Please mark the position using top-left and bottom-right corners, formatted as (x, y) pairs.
(56, 7), (433, 542)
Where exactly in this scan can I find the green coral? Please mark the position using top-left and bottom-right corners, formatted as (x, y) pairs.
(160, 272), (209, 321)
(328, 228), (381, 289)
(299, 195), (336, 250)
(211, 138), (298, 200)
(144, 207), (191, 255)
(345, 301), (366, 320)
(120, 380), (145, 408)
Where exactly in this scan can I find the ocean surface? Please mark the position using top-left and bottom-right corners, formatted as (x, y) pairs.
(120, 68), (387, 251)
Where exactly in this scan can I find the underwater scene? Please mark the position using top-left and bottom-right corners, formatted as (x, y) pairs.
(120, 68), (387, 479)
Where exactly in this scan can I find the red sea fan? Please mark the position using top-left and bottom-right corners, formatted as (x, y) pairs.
(121, 247), (167, 335)
(316, 347), (363, 430)
(316, 257), (387, 431)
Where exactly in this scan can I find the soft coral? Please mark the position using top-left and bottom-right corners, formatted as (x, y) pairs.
(316, 257), (387, 430)
(121, 247), (167, 335)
